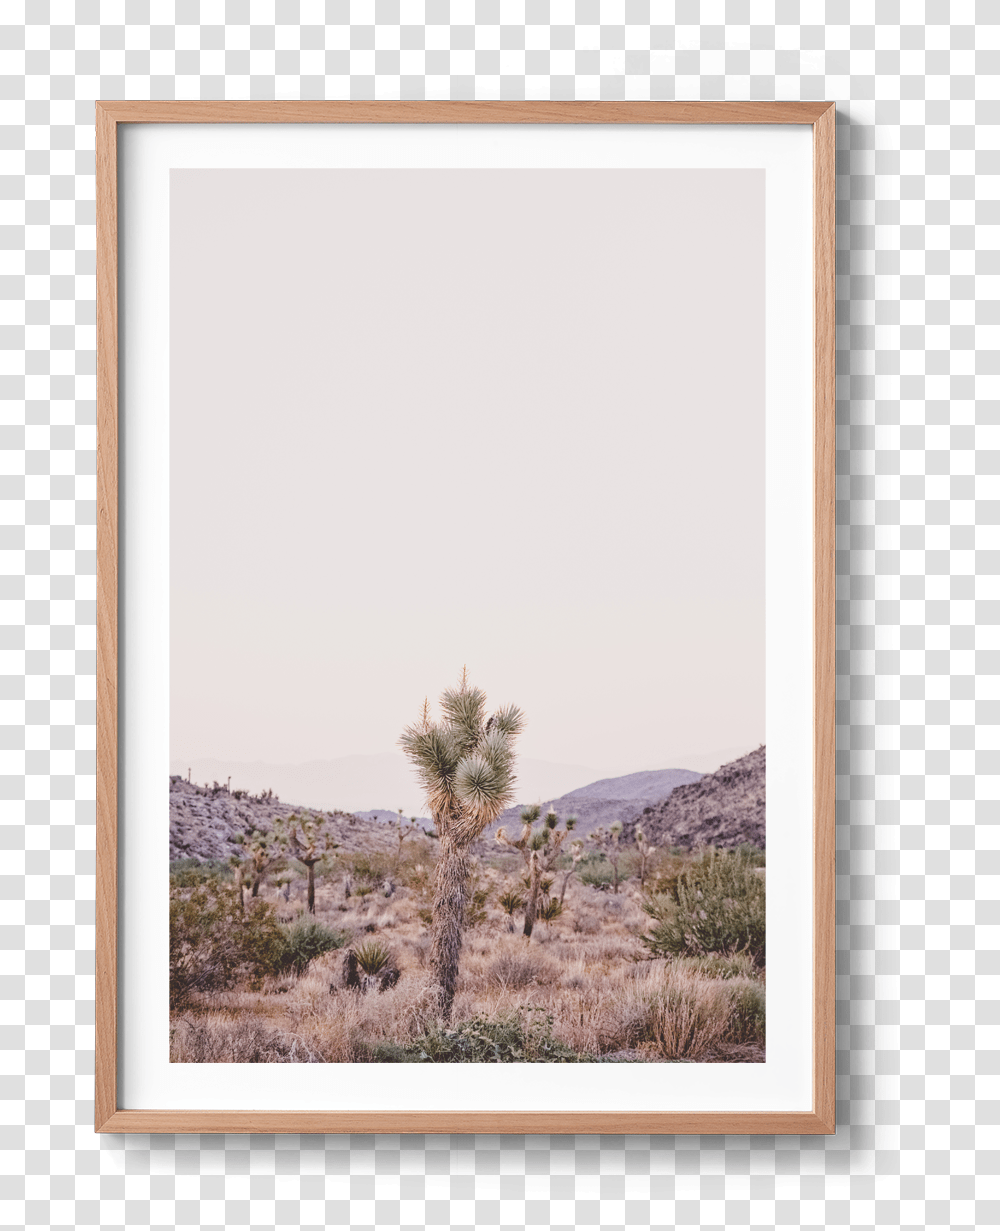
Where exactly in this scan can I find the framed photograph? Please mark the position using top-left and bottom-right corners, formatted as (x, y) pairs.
(96, 101), (836, 1133)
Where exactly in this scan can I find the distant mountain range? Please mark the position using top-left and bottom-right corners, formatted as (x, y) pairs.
(622, 746), (765, 850)
(491, 767), (704, 839)
(169, 751), (764, 861)
(169, 753), (600, 823)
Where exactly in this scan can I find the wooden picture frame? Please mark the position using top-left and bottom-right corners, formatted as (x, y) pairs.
(96, 100), (836, 1134)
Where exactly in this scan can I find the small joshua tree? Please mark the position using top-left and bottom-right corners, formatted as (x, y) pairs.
(234, 826), (285, 898)
(635, 824), (656, 891)
(558, 835), (585, 905)
(228, 853), (251, 915)
(273, 814), (340, 914)
(394, 810), (420, 872)
(399, 668), (524, 1019)
(274, 870), (294, 902)
(497, 805), (576, 940)
(590, 821), (624, 893)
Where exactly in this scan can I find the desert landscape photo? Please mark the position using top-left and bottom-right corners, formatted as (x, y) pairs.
(168, 167), (766, 1064)
(170, 673), (766, 1064)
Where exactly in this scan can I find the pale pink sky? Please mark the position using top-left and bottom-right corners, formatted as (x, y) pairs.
(170, 168), (764, 777)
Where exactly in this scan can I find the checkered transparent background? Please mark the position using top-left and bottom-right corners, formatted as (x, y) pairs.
(1, 2), (998, 1228)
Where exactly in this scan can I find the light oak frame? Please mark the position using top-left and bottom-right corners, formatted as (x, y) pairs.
(96, 100), (837, 1134)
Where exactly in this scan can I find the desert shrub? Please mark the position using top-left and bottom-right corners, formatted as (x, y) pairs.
(404, 1007), (585, 1063)
(725, 979), (766, 1044)
(576, 851), (640, 889)
(577, 853), (616, 889)
(171, 1016), (322, 1063)
(734, 843), (766, 867)
(641, 847), (765, 965)
(670, 953), (759, 981)
(279, 916), (349, 974)
(345, 850), (393, 892)
(590, 965), (764, 1060)
(169, 886), (288, 1006)
(649, 980), (733, 1060)
(485, 949), (546, 991)
(396, 843), (436, 894)
(169, 858), (231, 888)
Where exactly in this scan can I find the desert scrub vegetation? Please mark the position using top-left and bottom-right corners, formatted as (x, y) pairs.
(169, 882), (349, 1007)
(169, 869), (765, 1062)
(170, 744), (766, 1063)
(641, 846), (766, 966)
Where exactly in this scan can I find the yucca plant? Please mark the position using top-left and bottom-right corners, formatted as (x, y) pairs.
(343, 939), (401, 994)
(352, 938), (393, 976)
(399, 668), (524, 1018)
(538, 897), (564, 934)
(499, 887), (526, 932)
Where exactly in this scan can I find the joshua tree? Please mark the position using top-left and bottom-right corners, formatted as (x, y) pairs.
(228, 854), (250, 915)
(590, 821), (624, 893)
(233, 826), (284, 898)
(273, 814), (340, 914)
(635, 824), (656, 891)
(558, 834), (585, 905)
(497, 805), (576, 940)
(399, 668), (524, 1019)
(274, 870), (295, 902)
(394, 810), (420, 872)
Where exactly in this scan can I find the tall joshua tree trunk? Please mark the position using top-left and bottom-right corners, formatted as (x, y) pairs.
(522, 851), (541, 939)
(428, 832), (471, 1018)
(400, 670), (524, 1022)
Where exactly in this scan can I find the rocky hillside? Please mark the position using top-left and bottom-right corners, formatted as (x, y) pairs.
(622, 747), (765, 850)
(491, 767), (703, 839)
(168, 776), (406, 863)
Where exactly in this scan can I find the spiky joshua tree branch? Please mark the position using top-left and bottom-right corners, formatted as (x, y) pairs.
(399, 668), (524, 1019)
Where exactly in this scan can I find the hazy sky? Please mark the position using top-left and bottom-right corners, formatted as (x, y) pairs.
(170, 168), (764, 778)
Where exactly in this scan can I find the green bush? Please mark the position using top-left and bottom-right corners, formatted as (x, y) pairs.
(641, 847), (765, 965)
(279, 917), (349, 974)
(170, 886), (288, 1006)
(400, 1008), (586, 1063)
(169, 858), (231, 888)
(577, 851), (639, 889)
(725, 980), (766, 1044)
(576, 853), (616, 889)
(733, 843), (766, 867)
(345, 850), (392, 889)
(170, 888), (351, 1005)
